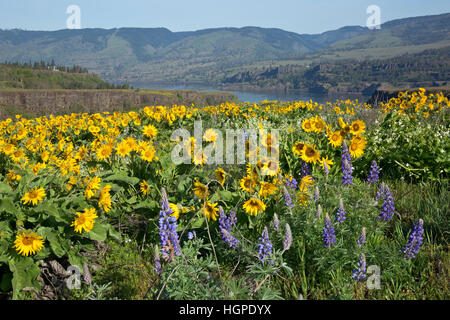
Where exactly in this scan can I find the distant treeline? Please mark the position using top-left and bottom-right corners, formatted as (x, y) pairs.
(1, 59), (89, 74)
(0, 60), (132, 90)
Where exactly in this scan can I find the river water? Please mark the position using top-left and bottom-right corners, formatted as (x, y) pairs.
(130, 83), (370, 104)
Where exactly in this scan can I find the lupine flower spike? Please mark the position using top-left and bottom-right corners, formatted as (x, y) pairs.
(258, 227), (274, 265)
(273, 213), (280, 231)
(300, 160), (311, 179)
(283, 185), (294, 209)
(154, 244), (162, 276)
(378, 185), (395, 221)
(323, 212), (336, 247)
(283, 223), (292, 252)
(403, 219), (424, 259)
(366, 160), (380, 184)
(341, 141), (353, 186)
(323, 161), (329, 176)
(158, 188), (181, 261)
(313, 186), (320, 201)
(316, 203), (322, 218)
(352, 253), (366, 280)
(219, 207), (239, 248)
(357, 227), (366, 247)
(335, 198), (346, 224)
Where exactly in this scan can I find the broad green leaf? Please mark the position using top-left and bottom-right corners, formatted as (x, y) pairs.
(107, 224), (122, 242)
(9, 257), (40, 300)
(68, 249), (87, 271)
(0, 198), (18, 215)
(88, 222), (107, 241)
(0, 183), (13, 194)
(103, 173), (140, 186)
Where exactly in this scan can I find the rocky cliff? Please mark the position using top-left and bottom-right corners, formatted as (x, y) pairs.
(0, 89), (238, 119)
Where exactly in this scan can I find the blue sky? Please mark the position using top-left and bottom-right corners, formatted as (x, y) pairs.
(1, 0), (449, 34)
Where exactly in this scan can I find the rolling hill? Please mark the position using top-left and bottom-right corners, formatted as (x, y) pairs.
(0, 12), (448, 84)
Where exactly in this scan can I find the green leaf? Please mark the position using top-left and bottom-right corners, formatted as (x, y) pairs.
(191, 217), (205, 229)
(103, 173), (140, 186)
(68, 249), (87, 271)
(0, 183), (13, 194)
(37, 227), (69, 258)
(107, 224), (122, 242)
(0, 272), (13, 292)
(9, 257), (40, 299)
(88, 222), (107, 241)
(0, 198), (18, 215)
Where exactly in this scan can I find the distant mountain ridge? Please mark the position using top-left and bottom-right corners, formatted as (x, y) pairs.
(0, 12), (448, 84)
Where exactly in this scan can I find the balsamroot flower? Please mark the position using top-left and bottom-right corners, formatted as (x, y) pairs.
(258, 227), (273, 265)
(366, 160), (381, 184)
(378, 184), (395, 221)
(283, 223), (292, 252)
(13, 230), (44, 256)
(357, 227), (366, 247)
(341, 141), (353, 186)
(403, 219), (424, 259)
(352, 253), (367, 280)
(159, 188), (181, 261)
(219, 207), (239, 248)
(335, 198), (346, 224)
(323, 212), (336, 247)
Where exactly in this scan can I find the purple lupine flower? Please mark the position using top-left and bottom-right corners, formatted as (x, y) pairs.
(352, 253), (366, 280)
(357, 227), (366, 247)
(366, 160), (381, 184)
(282, 185), (294, 209)
(335, 198), (346, 224)
(316, 204), (322, 218)
(285, 176), (298, 189)
(313, 186), (320, 201)
(219, 207), (239, 248)
(283, 223), (292, 252)
(341, 141), (353, 186)
(258, 227), (273, 265)
(154, 244), (162, 275)
(403, 219), (424, 259)
(323, 212), (336, 247)
(323, 161), (329, 176)
(159, 188), (181, 261)
(378, 185), (395, 221)
(187, 231), (196, 240)
(273, 213), (280, 231)
(300, 160), (311, 179)
(375, 182), (386, 200)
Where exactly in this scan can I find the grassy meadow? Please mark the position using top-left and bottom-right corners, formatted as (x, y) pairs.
(0, 89), (448, 300)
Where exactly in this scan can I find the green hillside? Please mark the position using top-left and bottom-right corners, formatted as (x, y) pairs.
(0, 62), (124, 90)
(0, 13), (448, 85)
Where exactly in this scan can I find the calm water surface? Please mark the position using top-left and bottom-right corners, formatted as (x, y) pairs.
(130, 83), (370, 104)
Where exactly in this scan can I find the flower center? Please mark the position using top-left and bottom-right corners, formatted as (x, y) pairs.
(22, 237), (34, 246)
